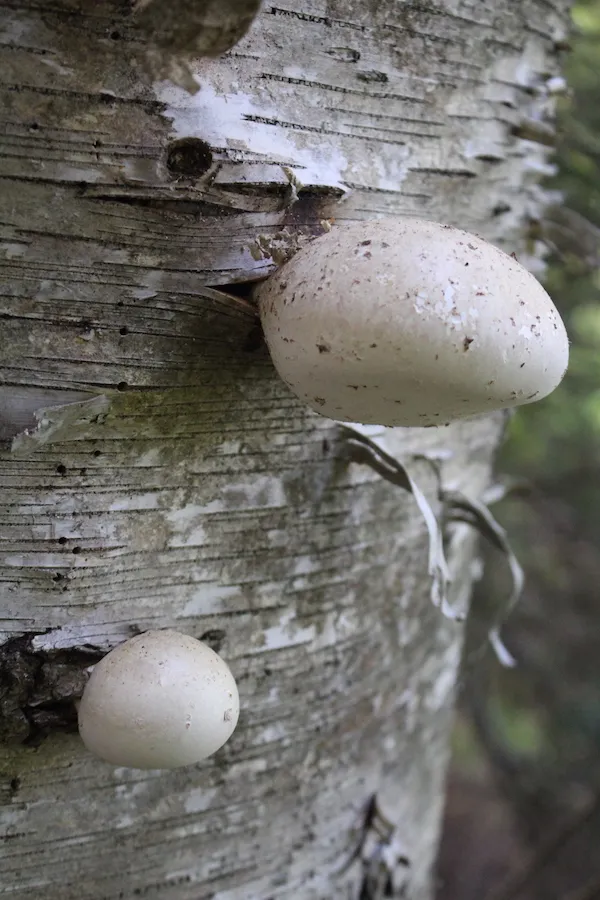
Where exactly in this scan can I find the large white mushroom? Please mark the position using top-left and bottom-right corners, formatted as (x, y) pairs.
(254, 219), (569, 426)
(78, 630), (239, 769)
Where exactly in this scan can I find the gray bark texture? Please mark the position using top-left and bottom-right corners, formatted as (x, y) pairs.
(0, 1), (569, 898)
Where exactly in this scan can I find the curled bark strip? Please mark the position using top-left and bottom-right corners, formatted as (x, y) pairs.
(443, 491), (525, 667)
(341, 428), (524, 664)
(341, 427), (459, 622)
(9, 395), (110, 458)
(0, 387), (96, 444)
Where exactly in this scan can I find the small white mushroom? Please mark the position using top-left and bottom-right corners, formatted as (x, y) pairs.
(78, 630), (239, 769)
(254, 219), (569, 426)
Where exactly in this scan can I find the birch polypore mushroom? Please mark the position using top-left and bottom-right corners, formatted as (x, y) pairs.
(78, 630), (239, 769)
(254, 219), (569, 426)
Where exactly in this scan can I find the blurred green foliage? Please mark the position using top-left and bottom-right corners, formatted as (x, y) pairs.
(443, 8), (600, 896)
(465, 0), (600, 822)
(502, 0), (600, 488)
(458, 0), (600, 815)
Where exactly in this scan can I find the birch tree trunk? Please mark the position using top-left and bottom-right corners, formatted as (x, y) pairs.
(0, 1), (569, 898)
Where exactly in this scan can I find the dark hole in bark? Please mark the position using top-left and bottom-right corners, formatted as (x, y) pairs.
(117, 381), (128, 391)
(166, 138), (213, 178)
(22, 700), (80, 747)
(220, 280), (257, 300)
(119, 326), (129, 335)
(58, 537), (67, 545)
(200, 629), (227, 653)
(56, 464), (67, 475)
(242, 323), (265, 352)
(209, 279), (263, 350)
(0, 636), (103, 745)
(357, 70), (388, 83)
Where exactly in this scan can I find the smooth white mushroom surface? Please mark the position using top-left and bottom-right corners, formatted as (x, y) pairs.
(78, 630), (239, 769)
(255, 219), (569, 426)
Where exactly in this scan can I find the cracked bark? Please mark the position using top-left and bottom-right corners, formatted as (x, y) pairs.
(0, 0), (570, 897)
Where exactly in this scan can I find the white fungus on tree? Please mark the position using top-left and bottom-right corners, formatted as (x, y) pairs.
(78, 630), (239, 769)
(254, 219), (569, 427)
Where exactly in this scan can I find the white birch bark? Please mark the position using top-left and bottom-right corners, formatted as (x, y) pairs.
(0, 1), (570, 897)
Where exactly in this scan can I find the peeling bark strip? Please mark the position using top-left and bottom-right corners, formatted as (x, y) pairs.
(0, 1), (570, 898)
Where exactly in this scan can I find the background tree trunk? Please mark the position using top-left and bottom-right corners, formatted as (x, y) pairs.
(0, 1), (570, 897)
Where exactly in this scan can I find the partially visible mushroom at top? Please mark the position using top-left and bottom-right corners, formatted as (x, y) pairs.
(253, 219), (569, 427)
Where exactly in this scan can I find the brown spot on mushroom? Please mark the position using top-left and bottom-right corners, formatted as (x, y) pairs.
(361, 240), (372, 246)
(463, 337), (474, 351)
(316, 343), (330, 354)
(313, 397), (326, 406)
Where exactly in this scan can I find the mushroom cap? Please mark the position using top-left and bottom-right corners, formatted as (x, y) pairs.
(78, 630), (239, 769)
(255, 219), (569, 426)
